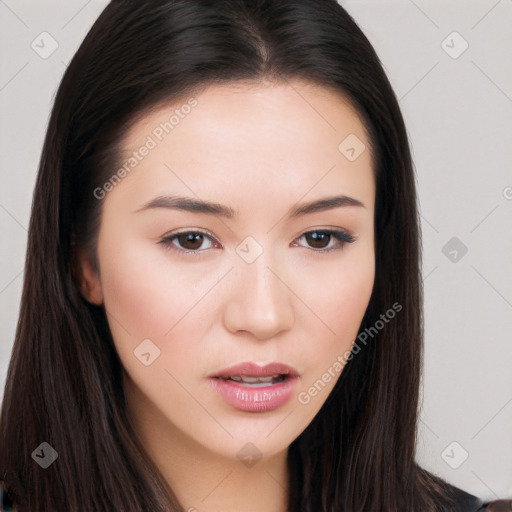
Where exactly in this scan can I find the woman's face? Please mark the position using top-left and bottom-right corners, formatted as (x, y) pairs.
(81, 80), (375, 464)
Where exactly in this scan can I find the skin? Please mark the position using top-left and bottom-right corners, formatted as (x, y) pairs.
(79, 79), (376, 512)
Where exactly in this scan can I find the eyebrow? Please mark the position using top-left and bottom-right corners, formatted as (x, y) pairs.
(134, 194), (365, 219)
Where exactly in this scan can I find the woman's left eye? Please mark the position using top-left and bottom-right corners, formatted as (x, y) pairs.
(295, 230), (355, 251)
(158, 229), (355, 254)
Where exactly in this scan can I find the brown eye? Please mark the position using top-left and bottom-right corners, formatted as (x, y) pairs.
(298, 230), (355, 251)
(175, 232), (206, 251)
(160, 231), (216, 254)
(305, 231), (331, 249)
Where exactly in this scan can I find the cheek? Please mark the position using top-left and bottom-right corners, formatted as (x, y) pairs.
(297, 249), (375, 371)
(97, 238), (227, 388)
(98, 239), (218, 338)
(307, 248), (374, 329)
(329, 257), (375, 336)
(291, 248), (374, 415)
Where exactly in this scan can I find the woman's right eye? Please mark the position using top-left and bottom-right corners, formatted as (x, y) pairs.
(159, 230), (217, 254)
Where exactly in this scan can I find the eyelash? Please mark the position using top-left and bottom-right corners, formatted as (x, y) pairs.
(158, 229), (356, 255)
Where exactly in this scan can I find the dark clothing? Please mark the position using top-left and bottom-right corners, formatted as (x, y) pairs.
(446, 481), (511, 511)
(477, 499), (512, 511)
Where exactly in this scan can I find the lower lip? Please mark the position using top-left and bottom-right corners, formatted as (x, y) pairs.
(209, 376), (298, 413)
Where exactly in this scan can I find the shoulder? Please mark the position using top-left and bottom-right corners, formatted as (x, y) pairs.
(435, 480), (511, 512)
(477, 500), (512, 511)
(447, 483), (483, 511)
(0, 478), (19, 512)
(443, 481), (512, 512)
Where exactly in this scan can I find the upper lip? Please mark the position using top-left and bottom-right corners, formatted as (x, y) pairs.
(211, 362), (299, 379)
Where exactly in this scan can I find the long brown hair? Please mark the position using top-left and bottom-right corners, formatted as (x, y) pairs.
(1, 1), (467, 510)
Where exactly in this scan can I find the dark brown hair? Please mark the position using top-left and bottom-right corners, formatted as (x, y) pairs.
(1, 0), (468, 510)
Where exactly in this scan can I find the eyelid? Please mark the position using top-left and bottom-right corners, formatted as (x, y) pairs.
(160, 227), (217, 242)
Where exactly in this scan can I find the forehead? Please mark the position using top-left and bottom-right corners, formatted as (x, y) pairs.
(113, 80), (374, 212)
(122, 79), (371, 160)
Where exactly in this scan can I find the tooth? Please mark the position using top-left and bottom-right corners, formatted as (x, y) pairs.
(256, 376), (274, 383)
(240, 376), (259, 383)
(227, 374), (285, 384)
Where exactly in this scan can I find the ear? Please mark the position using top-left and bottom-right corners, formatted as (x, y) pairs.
(77, 250), (103, 306)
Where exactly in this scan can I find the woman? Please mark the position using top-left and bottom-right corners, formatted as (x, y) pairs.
(0, 1), (508, 510)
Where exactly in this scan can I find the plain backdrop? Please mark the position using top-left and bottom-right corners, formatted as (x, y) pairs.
(0, 0), (511, 502)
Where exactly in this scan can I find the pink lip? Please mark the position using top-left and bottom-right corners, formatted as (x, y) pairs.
(209, 362), (299, 413)
(211, 361), (299, 379)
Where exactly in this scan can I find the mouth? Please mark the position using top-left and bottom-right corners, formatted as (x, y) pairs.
(218, 374), (289, 387)
(211, 361), (299, 383)
(209, 362), (299, 412)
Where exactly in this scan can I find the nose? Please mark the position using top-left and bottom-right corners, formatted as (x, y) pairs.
(222, 251), (295, 341)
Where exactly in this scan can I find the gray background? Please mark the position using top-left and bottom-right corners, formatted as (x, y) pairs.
(0, 0), (511, 502)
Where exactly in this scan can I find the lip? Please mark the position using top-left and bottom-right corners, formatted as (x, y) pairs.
(209, 362), (299, 413)
(211, 361), (299, 379)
